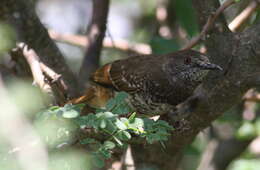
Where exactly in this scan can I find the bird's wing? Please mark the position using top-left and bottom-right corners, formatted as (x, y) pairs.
(91, 55), (157, 93)
(110, 55), (186, 105)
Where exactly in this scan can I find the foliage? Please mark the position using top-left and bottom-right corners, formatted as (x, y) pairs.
(235, 118), (260, 140)
(174, 0), (199, 37)
(0, 22), (16, 55)
(36, 92), (174, 167)
(229, 159), (260, 170)
(150, 36), (180, 54)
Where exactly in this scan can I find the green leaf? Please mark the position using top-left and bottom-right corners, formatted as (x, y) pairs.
(129, 118), (144, 129)
(95, 108), (106, 113)
(80, 138), (98, 145)
(122, 131), (131, 140)
(106, 98), (117, 111)
(49, 106), (60, 111)
(92, 155), (105, 168)
(62, 109), (79, 118)
(236, 121), (256, 140)
(100, 119), (107, 129)
(229, 159), (260, 170)
(74, 114), (96, 126)
(129, 112), (136, 122)
(106, 92), (128, 111)
(112, 103), (132, 115)
(103, 141), (116, 149)
(104, 119), (117, 134)
(113, 136), (123, 146)
(156, 120), (174, 130)
(105, 92), (132, 115)
(96, 112), (116, 119)
(99, 149), (111, 159)
(150, 37), (180, 54)
(117, 131), (131, 141)
(174, 0), (199, 37)
(254, 118), (260, 136)
(115, 119), (127, 130)
(114, 92), (129, 102)
(120, 117), (129, 124)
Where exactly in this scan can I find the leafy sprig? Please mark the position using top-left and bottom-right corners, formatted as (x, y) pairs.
(36, 92), (174, 167)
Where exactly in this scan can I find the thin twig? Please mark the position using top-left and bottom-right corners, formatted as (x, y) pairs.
(16, 43), (51, 93)
(48, 30), (152, 55)
(106, 28), (117, 50)
(39, 63), (61, 83)
(183, 0), (236, 50)
(103, 38), (152, 55)
(229, 0), (259, 32)
(0, 0), (79, 98)
(15, 43), (68, 104)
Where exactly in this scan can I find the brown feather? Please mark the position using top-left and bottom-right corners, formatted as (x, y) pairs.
(68, 85), (113, 108)
(90, 63), (113, 86)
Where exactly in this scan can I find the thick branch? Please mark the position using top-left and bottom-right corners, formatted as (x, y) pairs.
(79, 0), (110, 90)
(0, 0), (79, 99)
(156, 17), (260, 169)
(128, 6), (260, 170)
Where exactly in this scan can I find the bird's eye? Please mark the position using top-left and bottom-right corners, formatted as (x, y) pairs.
(184, 57), (191, 65)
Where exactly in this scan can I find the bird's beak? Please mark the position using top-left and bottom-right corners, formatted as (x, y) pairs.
(200, 63), (223, 71)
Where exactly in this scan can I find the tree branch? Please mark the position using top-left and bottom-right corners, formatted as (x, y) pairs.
(78, 0), (110, 90)
(183, 0), (235, 50)
(156, 15), (260, 169)
(13, 43), (68, 105)
(15, 43), (52, 93)
(192, 0), (229, 28)
(124, 4), (260, 170)
(229, 0), (260, 32)
(198, 137), (252, 170)
(0, 0), (79, 99)
(198, 101), (255, 170)
(48, 30), (151, 55)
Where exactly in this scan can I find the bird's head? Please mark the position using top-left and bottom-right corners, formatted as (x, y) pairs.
(166, 50), (222, 83)
(183, 51), (222, 71)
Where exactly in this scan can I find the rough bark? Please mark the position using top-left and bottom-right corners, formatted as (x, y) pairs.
(130, 1), (260, 169)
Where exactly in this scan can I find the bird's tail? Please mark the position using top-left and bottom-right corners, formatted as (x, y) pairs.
(67, 84), (114, 110)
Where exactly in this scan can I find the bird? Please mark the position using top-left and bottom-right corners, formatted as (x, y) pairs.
(70, 49), (222, 118)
